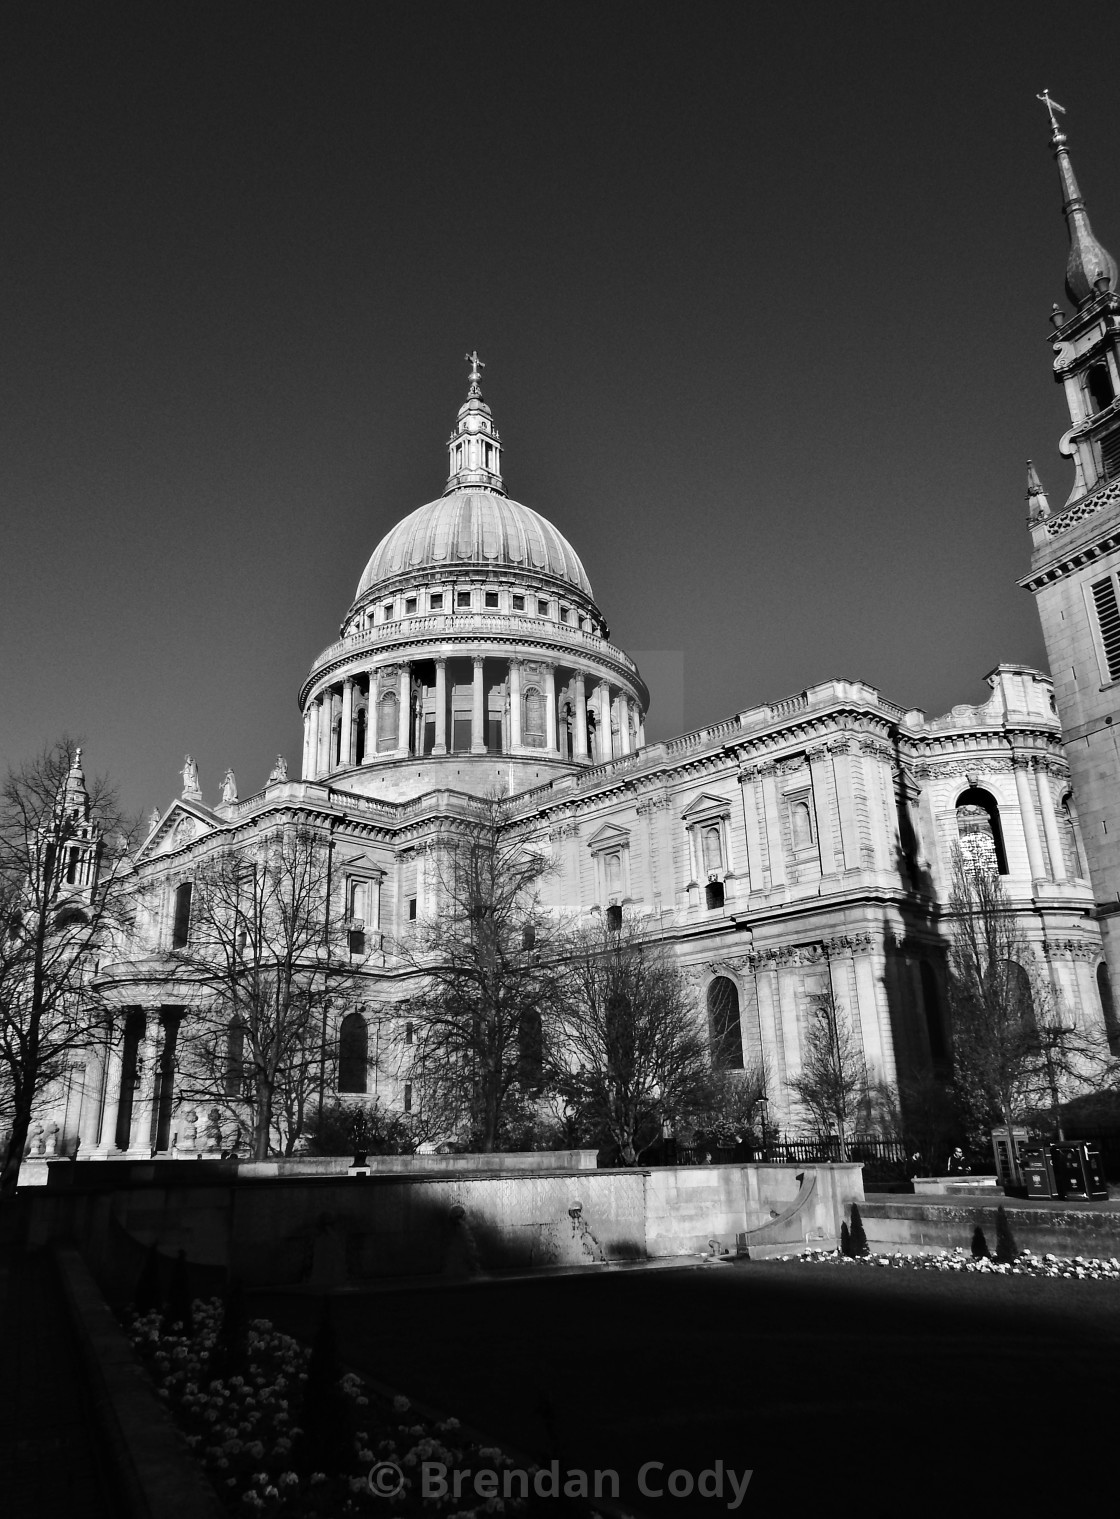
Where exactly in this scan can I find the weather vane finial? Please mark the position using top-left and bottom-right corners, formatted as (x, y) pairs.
(1037, 90), (1067, 136)
(465, 350), (485, 393)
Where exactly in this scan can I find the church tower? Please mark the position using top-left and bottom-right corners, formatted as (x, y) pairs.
(1022, 95), (1120, 1010)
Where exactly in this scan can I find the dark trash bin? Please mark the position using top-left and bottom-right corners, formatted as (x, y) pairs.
(1021, 1145), (1059, 1198)
(1049, 1140), (1109, 1201)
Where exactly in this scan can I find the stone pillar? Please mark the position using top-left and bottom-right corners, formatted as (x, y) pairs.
(1035, 762), (1067, 882)
(129, 1023), (159, 1153)
(739, 768), (766, 893)
(758, 763), (786, 889)
(573, 673), (588, 758)
(1013, 757), (1047, 884)
(301, 707), (314, 780)
(94, 1023), (123, 1153)
(509, 660), (522, 749)
(78, 1030), (108, 1150)
(637, 716), (646, 748)
(597, 682), (613, 761)
(433, 659), (448, 755)
(829, 742), (861, 871)
(397, 664), (411, 754)
(544, 665), (557, 753)
(340, 678), (355, 768)
(807, 745), (838, 875)
(617, 694), (632, 755)
(471, 656), (486, 753)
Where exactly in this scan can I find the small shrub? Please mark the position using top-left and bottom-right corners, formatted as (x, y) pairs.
(849, 1203), (869, 1257)
(840, 1221), (853, 1257)
(133, 1242), (161, 1314)
(165, 1248), (193, 1334)
(995, 1205), (1018, 1264)
(971, 1225), (990, 1259)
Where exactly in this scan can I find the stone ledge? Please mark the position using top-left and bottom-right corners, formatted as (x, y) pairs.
(53, 1247), (226, 1519)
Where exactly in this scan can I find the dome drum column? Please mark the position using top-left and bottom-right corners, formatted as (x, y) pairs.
(544, 664), (558, 754)
(397, 664), (412, 756)
(597, 681), (613, 762)
(572, 672), (589, 760)
(470, 657), (486, 754)
(509, 659), (523, 749)
(302, 706), (315, 780)
(433, 659), (448, 755)
(340, 679), (355, 768)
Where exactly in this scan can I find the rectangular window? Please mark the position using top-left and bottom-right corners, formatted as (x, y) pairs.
(404, 1082), (412, 1113)
(560, 606), (570, 623)
(485, 590), (499, 609)
(453, 715), (472, 752)
(172, 882), (193, 949)
(1091, 573), (1120, 682)
(383, 602), (394, 620)
(512, 594), (525, 611)
(429, 592), (443, 610)
(405, 596), (417, 614)
(457, 590), (471, 609)
(1101, 427), (1120, 483)
(408, 896), (417, 921)
(349, 879), (368, 922)
(537, 598), (550, 616)
(348, 928), (365, 957)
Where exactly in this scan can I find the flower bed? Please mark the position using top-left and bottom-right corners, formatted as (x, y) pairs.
(784, 1247), (1120, 1280)
(125, 1298), (617, 1517)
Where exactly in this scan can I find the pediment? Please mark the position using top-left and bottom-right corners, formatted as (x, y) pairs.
(680, 791), (732, 822)
(586, 821), (630, 854)
(138, 800), (221, 860)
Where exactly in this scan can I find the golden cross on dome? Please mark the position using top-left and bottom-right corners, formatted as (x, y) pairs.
(465, 350), (485, 386)
(1037, 89), (1067, 132)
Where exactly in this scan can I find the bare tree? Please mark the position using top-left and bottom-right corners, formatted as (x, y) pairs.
(943, 850), (1110, 1144)
(788, 990), (869, 1161)
(400, 798), (563, 1152)
(550, 918), (712, 1165)
(702, 1058), (773, 1144)
(171, 825), (351, 1161)
(0, 741), (134, 1195)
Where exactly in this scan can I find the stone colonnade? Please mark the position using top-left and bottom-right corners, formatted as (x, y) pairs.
(67, 1005), (188, 1156)
(302, 655), (645, 779)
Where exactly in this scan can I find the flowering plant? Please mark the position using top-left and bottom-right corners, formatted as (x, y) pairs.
(785, 1246), (1120, 1279)
(125, 1297), (581, 1516)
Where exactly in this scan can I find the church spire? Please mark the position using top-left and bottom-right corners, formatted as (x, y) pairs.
(1039, 92), (1118, 307)
(445, 352), (504, 494)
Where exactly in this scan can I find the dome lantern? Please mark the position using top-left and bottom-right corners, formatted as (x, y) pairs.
(445, 351), (504, 494)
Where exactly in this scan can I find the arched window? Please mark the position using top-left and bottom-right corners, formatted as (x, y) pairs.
(999, 960), (1036, 1034)
(1088, 362), (1114, 415)
(955, 788), (1008, 875)
(702, 825), (723, 876)
(605, 851), (622, 899)
(339, 1012), (369, 1094)
(172, 882), (193, 948)
(920, 961), (948, 1064)
(523, 687), (545, 748)
(224, 1018), (246, 1098)
(377, 692), (399, 752)
(1097, 963), (1120, 1057)
(1061, 793), (1083, 878)
(790, 799), (813, 851)
(708, 977), (744, 1070)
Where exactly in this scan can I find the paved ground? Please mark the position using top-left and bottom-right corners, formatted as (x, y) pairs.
(255, 1259), (1120, 1519)
(0, 1244), (124, 1518)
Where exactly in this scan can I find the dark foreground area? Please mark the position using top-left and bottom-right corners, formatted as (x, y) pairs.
(254, 1260), (1120, 1518)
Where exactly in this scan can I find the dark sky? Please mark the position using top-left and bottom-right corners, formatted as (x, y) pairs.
(5, 2), (1120, 821)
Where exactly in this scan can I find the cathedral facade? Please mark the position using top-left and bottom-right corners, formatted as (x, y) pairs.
(30, 337), (1113, 1165)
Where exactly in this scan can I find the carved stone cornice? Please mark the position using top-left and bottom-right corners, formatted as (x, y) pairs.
(1041, 937), (1101, 962)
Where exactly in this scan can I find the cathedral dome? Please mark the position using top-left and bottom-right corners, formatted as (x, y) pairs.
(354, 489), (594, 602)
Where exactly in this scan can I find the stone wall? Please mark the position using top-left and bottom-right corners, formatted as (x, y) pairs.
(14, 1160), (862, 1305)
